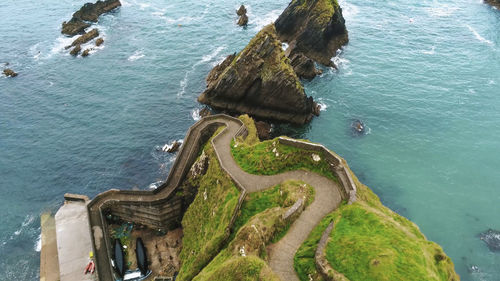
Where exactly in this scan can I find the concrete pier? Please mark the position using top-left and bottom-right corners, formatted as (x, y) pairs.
(54, 195), (95, 281)
(40, 213), (60, 281)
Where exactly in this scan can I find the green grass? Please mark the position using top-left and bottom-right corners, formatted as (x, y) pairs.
(177, 128), (241, 281)
(231, 121), (338, 182)
(231, 179), (315, 242)
(325, 202), (458, 281)
(193, 255), (280, 281)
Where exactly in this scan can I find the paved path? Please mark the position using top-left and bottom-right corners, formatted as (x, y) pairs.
(86, 115), (342, 281)
(211, 119), (343, 281)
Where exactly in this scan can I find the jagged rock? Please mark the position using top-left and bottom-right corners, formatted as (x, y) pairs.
(237, 14), (248, 26)
(255, 121), (271, 140)
(162, 141), (181, 153)
(479, 229), (500, 252)
(96, 37), (104, 46)
(70, 45), (81, 56)
(189, 150), (209, 178)
(236, 5), (247, 16)
(3, 68), (18, 77)
(289, 52), (322, 80)
(61, 0), (121, 36)
(68, 29), (99, 48)
(62, 19), (91, 36)
(275, 0), (348, 66)
(198, 24), (319, 124)
(82, 49), (91, 57)
(199, 107), (212, 118)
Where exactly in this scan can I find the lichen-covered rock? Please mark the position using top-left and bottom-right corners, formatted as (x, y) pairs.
(3, 68), (18, 77)
(70, 45), (81, 56)
(70, 29), (99, 47)
(95, 37), (104, 46)
(275, 0), (348, 66)
(61, 0), (121, 36)
(198, 24), (318, 124)
(289, 52), (322, 80)
(237, 14), (248, 26)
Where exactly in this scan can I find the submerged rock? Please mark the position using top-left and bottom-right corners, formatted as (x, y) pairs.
(351, 119), (365, 135)
(96, 37), (104, 46)
(70, 45), (81, 56)
(82, 49), (91, 57)
(289, 52), (322, 80)
(479, 229), (500, 252)
(198, 24), (319, 124)
(61, 0), (121, 36)
(3, 68), (18, 77)
(275, 0), (348, 66)
(161, 140), (182, 153)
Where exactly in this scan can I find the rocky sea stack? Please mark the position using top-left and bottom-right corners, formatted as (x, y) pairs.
(275, 0), (348, 66)
(3, 68), (18, 77)
(236, 5), (248, 26)
(198, 24), (319, 124)
(62, 0), (121, 36)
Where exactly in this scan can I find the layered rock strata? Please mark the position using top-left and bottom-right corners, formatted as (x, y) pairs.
(275, 0), (348, 66)
(62, 0), (121, 36)
(198, 24), (319, 124)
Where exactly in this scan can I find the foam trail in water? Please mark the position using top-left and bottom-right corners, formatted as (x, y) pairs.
(191, 109), (201, 121)
(252, 9), (282, 31)
(128, 50), (145, 61)
(35, 234), (41, 252)
(466, 25), (493, 46)
(177, 46), (226, 97)
(421, 46), (436, 55)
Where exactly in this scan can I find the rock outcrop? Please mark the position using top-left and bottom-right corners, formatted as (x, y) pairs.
(82, 49), (91, 57)
(275, 0), (348, 66)
(3, 68), (18, 77)
(70, 45), (82, 56)
(289, 52), (322, 80)
(96, 38), (104, 46)
(198, 24), (319, 124)
(62, 0), (121, 36)
(236, 5), (248, 26)
(68, 29), (99, 48)
(479, 229), (500, 252)
(485, 0), (500, 8)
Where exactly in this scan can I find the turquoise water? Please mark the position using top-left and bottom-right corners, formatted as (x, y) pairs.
(0, 0), (499, 279)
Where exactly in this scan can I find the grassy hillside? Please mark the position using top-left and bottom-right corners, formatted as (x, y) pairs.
(294, 163), (459, 281)
(177, 127), (241, 281)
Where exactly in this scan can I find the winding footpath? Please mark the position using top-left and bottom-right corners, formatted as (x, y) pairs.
(87, 115), (343, 281)
(212, 118), (343, 281)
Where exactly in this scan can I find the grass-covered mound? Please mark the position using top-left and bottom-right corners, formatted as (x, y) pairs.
(193, 179), (313, 281)
(231, 115), (337, 181)
(231, 179), (315, 242)
(294, 165), (459, 281)
(177, 127), (241, 281)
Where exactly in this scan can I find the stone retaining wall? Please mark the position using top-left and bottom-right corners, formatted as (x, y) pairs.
(277, 137), (357, 204)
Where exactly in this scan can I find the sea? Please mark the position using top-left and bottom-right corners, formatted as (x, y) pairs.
(0, 0), (499, 280)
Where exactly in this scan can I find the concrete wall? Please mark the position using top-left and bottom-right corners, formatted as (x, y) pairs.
(277, 137), (357, 204)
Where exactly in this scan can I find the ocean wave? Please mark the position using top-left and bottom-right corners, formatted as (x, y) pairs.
(148, 181), (163, 190)
(177, 46), (226, 96)
(466, 25), (493, 46)
(252, 9), (282, 31)
(191, 108), (201, 121)
(339, 0), (359, 19)
(425, 5), (459, 17)
(35, 234), (41, 252)
(128, 50), (145, 61)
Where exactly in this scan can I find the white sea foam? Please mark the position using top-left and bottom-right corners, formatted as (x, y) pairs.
(35, 234), (41, 252)
(467, 25), (493, 46)
(191, 108), (201, 121)
(252, 9), (282, 31)
(138, 3), (151, 10)
(128, 50), (145, 61)
(421, 46), (436, 55)
(425, 6), (459, 17)
(339, 0), (359, 19)
(148, 181), (163, 190)
(178, 46), (226, 96)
